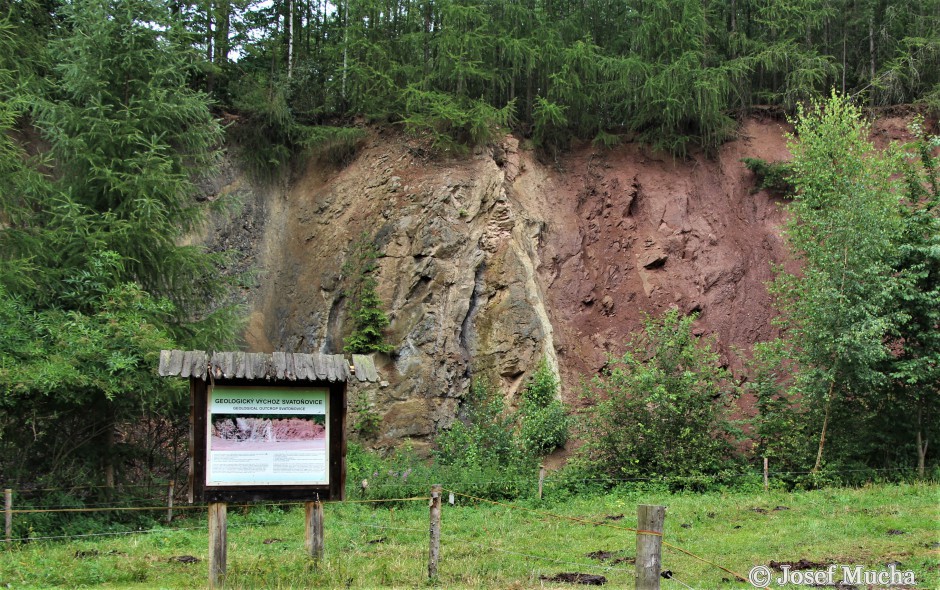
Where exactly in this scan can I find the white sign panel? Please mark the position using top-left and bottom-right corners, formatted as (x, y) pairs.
(207, 386), (329, 486)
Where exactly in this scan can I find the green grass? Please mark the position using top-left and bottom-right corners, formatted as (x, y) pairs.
(1, 483), (937, 589)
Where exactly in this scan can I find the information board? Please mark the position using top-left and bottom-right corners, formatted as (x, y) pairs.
(206, 386), (329, 487)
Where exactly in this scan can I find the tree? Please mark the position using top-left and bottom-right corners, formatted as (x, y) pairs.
(1, 0), (238, 493)
(882, 119), (940, 477)
(342, 236), (394, 354)
(0, 270), (184, 490)
(34, 0), (238, 346)
(772, 93), (904, 472)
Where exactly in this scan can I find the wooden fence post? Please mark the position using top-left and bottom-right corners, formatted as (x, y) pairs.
(208, 502), (227, 590)
(538, 465), (546, 500)
(428, 484), (442, 579)
(4, 489), (11, 544)
(763, 457), (769, 492)
(166, 480), (175, 524)
(305, 499), (324, 560)
(636, 504), (666, 590)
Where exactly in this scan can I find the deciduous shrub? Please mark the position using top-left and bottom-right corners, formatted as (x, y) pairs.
(576, 310), (742, 486)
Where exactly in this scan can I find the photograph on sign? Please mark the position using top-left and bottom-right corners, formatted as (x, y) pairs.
(207, 386), (329, 486)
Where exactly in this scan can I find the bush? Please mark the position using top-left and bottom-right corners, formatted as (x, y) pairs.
(517, 358), (569, 455)
(434, 379), (538, 498)
(576, 310), (742, 485)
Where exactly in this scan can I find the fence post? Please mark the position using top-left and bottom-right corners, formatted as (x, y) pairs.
(208, 502), (227, 590)
(4, 489), (11, 544)
(428, 484), (442, 579)
(763, 457), (769, 492)
(305, 499), (324, 560)
(636, 504), (666, 590)
(538, 465), (546, 500)
(166, 480), (175, 524)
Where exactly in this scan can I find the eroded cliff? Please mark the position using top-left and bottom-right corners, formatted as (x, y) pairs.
(201, 117), (799, 452)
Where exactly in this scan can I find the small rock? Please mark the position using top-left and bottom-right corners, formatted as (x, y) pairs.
(638, 248), (668, 269)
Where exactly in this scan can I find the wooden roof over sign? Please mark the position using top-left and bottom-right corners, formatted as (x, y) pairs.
(158, 350), (380, 383)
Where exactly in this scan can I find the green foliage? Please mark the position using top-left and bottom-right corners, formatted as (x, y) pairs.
(576, 310), (741, 485)
(183, 0), (938, 155)
(742, 157), (795, 195)
(0, 0), (237, 501)
(401, 86), (515, 153)
(879, 117), (940, 475)
(345, 441), (437, 502)
(531, 97), (569, 155)
(517, 358), (569, 455)
(0, 275), (185, 486)
(342, 236), (394, 355)
(226, 73), (366, 179)
(746, 340), (816, 479)
(772, 93), (905, 470)
(433, 379), (537, 498)
(350, 391), (381, 441)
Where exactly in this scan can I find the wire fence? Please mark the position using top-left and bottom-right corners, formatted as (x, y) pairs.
(2, 464), (925, 496)
(2, 473), (932, 587)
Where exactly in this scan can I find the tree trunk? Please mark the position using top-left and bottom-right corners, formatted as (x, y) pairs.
(342, 0), (349, 101)
(287, 0), (294, 79)
(100, 402), (117, 501)
(917, 404), (928, 479)
(206, 0), (215, 93)
(812, 381), (836, 472)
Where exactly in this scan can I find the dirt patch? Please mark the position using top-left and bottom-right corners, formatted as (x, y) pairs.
(539, 572), (607, 585)
(170, 555), (200, 564)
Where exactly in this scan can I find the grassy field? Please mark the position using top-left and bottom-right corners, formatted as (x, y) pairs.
(0, 483), (937, 589)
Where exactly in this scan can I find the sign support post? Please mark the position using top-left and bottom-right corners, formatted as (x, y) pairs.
(208, 502), (227, 589)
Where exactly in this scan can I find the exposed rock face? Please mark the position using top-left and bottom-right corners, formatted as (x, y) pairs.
(201, 118), (798, 450)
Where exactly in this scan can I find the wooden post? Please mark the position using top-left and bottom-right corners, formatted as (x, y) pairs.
(305, 499), (324, 560)
(763, 457), (769, 492)
(4, 489), (11, 544)
(636, 504), (666, 590)
(428, 484), (442, 579)
(538, 465), (546, 500)
(208, 502), (227, 590)
(166, 480), (175, 524)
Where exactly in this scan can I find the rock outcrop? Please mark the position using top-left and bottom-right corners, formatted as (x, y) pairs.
(200, 118), (801, 451)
